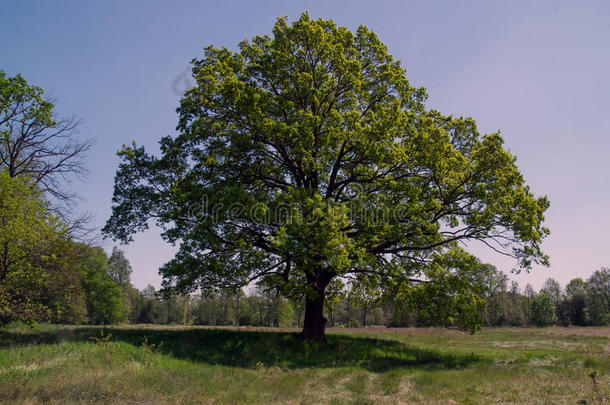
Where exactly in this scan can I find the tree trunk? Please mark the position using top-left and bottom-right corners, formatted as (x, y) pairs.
(258, 300), (263, 325)
(273, 290), (280, 327)
(346, 295), (351, 327)
(234, 294), (240, 326)
(300, 290), (327, 342)
(299, 267), (333, 342)
(296, 298), (303, 328)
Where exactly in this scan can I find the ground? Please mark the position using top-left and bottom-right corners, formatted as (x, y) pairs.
(0, 324), (608, 404)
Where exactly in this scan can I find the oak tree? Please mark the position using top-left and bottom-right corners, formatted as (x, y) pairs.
(104, 14), (549, 341)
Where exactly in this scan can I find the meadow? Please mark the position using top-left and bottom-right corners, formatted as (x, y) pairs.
(0, 324), (608, 404)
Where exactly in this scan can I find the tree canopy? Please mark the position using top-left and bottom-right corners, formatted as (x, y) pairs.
(107, 246), (133, 287)
(0, 70), (93, 232)
(104, 13), (549, 341)
(530, 292), (557, 327)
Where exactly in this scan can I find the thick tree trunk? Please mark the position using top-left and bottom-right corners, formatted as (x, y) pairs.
(299, 267), (332, 342)
(300, 290), (327, 342)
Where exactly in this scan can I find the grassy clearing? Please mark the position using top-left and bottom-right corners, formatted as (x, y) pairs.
(0, 324), (608, 404)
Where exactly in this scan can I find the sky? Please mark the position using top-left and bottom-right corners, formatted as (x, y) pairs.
(1, 0), (609, 291)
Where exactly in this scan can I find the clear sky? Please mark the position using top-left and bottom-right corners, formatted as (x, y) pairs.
(2, 0), (608, 291)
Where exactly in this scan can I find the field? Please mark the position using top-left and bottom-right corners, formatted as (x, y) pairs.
(0, 324), (608, 404)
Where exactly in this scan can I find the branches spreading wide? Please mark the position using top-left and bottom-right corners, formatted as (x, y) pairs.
(103, 14), (549, 299)
(0, 71), (94, 212)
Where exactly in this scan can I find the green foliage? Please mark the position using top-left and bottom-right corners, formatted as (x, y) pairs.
(104, 14), (549, 337)
(561, 278), (589, 326)
(37, 238), (88, 324)
(190, 287), (294, 327)
(534, 273), (609, 327)
(389, 249), (488, 332)
(0, 70), (91, 205)
(106, 246), (145, 323)
(482, 270), (531, 327)
(350, 276), (382, 327)
(107, 247), (133, 288)
(0, 71), (55, 148)
(80, 246), (125, 324)
(530, 292), (557, 327)
(94, 269), (610, 329)
(135, 285), (167, 324)
(587, 268), (610, 326)
(0, 169), (130, 325)
(0, 72), (139, 326)
(0, 71), (112, 326)
(541, 278), (562, 303)
(0, 169), (66, 323)
(122, 285), (146, 324)
(324, 278), (345, 326)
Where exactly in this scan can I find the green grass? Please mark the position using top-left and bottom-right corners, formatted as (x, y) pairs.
(0, 324), (608, 404)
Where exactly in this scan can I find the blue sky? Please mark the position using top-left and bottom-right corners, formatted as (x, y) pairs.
(2, 0), (609, 291)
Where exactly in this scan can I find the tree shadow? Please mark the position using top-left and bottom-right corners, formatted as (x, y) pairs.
(0, 326), (484, 372)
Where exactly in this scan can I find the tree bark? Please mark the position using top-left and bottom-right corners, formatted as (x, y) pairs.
(300, 267), (333, 341)
(300, 289), (327, 342)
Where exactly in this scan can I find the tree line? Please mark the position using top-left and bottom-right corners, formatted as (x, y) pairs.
(129, 266), (608, 329)
(9, 240), (603, 329)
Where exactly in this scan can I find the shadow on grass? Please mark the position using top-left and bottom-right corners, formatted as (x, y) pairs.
(0, 326), (483, 372)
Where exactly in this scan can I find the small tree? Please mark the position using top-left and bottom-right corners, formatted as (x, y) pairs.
(80, 245), (125, 324)
(39, 238), (88, 324)
(587, 268), (610, 325)
(104, 14), (549, 341)
(530, 292), (557, 327)
(564, 278), (588, 326)
(351, 276), (382, 327)
(107, 247), (133, 287)
(541, 278), (562, 303)
(481, 265), (509, 326)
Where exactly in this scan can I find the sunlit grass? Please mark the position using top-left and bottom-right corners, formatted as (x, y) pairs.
(0, 324), (608, 404)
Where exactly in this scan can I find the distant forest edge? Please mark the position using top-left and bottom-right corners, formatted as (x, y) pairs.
(3, 241), (609, 329)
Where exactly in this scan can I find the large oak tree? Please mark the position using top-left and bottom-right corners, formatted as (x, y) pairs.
(104, 14), (549, 341)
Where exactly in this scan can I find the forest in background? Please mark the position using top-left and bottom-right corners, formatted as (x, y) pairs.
(5, 239), (607, 329)
(132, 266), (610, 329)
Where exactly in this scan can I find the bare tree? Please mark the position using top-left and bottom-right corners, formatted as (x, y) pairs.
(0, 71), (94, 234)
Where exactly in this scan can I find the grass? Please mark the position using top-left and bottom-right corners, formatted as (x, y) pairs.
(0, 324), (608, 404)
